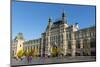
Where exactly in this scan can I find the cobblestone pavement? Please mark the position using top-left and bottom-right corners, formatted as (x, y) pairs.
(11, 56), (96, 66)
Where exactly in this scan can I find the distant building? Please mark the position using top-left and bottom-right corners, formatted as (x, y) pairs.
(11, 33), (25, 57)
(12, 12), (96, 57)
(23, 38), (41, 56)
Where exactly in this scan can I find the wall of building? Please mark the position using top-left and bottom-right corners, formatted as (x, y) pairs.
(11, 13), (96, 58)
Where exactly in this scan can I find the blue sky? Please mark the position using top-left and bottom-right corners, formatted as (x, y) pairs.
(12, 1), (96, 40)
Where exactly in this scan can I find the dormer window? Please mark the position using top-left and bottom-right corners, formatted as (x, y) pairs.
(20, 44), (21, 47)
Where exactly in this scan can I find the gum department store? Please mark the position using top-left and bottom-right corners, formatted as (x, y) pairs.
(12, 12), (96, 58)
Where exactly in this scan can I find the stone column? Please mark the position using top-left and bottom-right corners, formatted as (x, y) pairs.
(71, 32), (76, 57)
(47, 35), (51, 56)
(63, 31), (67, 56)
(80, 39), (83, 56)
(41, 37), (43, 57)
(38, 45), (39, 56)
(72, 40), (76, 57)
(87, 38), (91, 56)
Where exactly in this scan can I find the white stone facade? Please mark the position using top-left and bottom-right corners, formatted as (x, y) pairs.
(11, 12), (96, 57)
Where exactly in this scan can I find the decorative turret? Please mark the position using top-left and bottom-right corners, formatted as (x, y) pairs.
(48, 17), (52, 23)
(62, 10), (66, 23)
(14, 33), (24, 41)
(48, 17), (52, 30)
(75, 23), (79, 30)
(14, 33), (25, 58)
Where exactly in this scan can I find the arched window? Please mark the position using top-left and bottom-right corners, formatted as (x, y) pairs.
(83, 39), (87, 48)
(76, 40), (80, 48)
(90, 39), (96, 48)
(12, 50), (14, 56)
(68, 41), (71, 49)
(20, 44), (21, 47)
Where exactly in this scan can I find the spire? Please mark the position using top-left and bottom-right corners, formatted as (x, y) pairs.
(62, 10), (66, 18)
(47, 17), (52, 31)
(62, 10), (66, 23)
(48, 17), (52, 25)
(48, 17), (52, 23)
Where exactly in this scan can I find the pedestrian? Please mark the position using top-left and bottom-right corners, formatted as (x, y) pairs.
(29, 56), (32, 63)
(27, 56), (29, 64)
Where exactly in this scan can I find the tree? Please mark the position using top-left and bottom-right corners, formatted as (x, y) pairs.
(17, 49), (24, 59)
(34, 47), (38, 57)
(52, 47), (57, 57)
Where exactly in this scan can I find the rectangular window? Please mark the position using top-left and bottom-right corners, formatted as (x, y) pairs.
(76, 41), (80, 48)
(68, 41), (71, 49)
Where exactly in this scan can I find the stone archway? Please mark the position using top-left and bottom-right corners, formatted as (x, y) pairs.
(90, 38), (96, 56)
(51, 42), (59, 57)
(83, 39), (90, 56)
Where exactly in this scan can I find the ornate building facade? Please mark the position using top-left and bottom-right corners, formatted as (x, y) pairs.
(12, 33), (25, 57)
(12, 12), (96, 58)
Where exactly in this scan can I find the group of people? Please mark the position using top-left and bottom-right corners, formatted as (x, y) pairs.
(14, 56), (33, 64)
